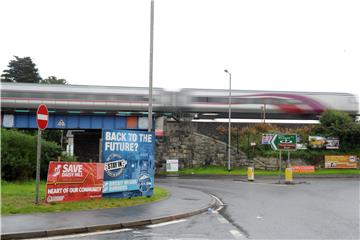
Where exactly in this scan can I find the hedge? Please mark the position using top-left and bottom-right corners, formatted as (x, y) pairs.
(1, 129), (62, 181)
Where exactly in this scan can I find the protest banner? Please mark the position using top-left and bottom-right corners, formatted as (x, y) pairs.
(46, 162), (104, 203)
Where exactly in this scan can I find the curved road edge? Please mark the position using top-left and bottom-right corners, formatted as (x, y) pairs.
(1, 186), (221, 240)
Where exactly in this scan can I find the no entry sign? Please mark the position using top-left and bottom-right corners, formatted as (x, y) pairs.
(36, 104), (49, 130)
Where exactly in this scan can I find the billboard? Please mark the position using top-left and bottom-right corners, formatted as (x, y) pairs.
(325, 155), (358, 169)
(325, 137), (339, 149)
(46, 161), (104, 203)
(309, 136), (340, 149)
(308, 136), (326, 149)
(102, 130), (155, 198)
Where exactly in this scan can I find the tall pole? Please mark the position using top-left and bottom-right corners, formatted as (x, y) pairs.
(148, 0), (154, 132)
(263, 103), (266, 123)
(35, 129), (42, 204)
(224, 69), (232, 171)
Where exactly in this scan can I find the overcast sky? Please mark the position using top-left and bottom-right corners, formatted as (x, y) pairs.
(1, 0), (359, 97)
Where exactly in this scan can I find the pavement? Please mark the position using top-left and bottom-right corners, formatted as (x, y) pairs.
(1, 184), (218, 240)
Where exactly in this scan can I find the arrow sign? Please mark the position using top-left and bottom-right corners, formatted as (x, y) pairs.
(271, 134), (278, 150)
(37, 104), (49, 130)
(271, 134), (297, 151)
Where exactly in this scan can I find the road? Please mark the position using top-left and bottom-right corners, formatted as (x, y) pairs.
(44, 177), (359, 239)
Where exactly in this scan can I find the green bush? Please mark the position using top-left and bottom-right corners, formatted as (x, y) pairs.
(1, 129), (62, 181)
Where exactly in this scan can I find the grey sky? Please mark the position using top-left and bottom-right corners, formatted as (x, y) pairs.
(1, 0), (359, 97)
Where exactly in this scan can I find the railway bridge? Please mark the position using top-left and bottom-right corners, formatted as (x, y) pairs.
(1, 83), (358, 165)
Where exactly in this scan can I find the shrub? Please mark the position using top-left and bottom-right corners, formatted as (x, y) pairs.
(1, 129), (62, 181)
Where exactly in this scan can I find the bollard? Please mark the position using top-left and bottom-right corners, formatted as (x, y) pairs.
(285, 167), (293, 184)
(247, 167), (254, 181)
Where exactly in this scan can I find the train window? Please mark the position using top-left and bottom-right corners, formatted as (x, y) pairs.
(193, 97), (209, 103)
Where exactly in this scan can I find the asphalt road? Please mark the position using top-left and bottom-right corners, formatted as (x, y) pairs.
(43, 177), (359, 240)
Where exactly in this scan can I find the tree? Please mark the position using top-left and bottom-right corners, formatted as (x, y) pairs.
(1, 56), (42, 83)
(315, 110), (353, 136)
(41, 76), (68, 85)
(314, 109), (360, 150)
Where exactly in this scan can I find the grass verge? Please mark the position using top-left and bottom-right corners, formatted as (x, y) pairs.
(166, 166), (360, 176)
(1, 181), (168, 215)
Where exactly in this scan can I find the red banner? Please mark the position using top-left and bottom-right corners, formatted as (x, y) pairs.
(291, 166), (315, 173)
(46, 161), (104, 203)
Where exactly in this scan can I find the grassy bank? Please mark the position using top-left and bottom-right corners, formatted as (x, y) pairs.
(169, 166), (360, 176)
(1, 181), (168, 215)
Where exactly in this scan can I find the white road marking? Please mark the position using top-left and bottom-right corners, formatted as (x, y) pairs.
(32, 228), (133, 240)
(209, 193), (225, 213)
(217, 216), (229, 224)
(230, 229), (244, 239)
(256, 215), (264, 219)
(147, 219), (187, 228)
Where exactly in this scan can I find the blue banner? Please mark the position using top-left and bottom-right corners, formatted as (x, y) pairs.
(102, 130), (155, 198)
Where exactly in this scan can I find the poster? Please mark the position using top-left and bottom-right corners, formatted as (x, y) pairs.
(46, 161), (104, 203)
(325, 137), (340, 149)
(308, 136), (326, 149)
(102, 130), (155, 198)
(325, 155), (358, 169)
(261, 134), (273, 144)
(166, 159), (179, 172)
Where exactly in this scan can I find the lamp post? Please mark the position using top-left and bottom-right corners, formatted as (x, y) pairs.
(224, 69), (232, 171)
(148, 0), (154, 132)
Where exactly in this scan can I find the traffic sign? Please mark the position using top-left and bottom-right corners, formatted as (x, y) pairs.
(36, 104), (49, 130)
(271, 134), (297, 150)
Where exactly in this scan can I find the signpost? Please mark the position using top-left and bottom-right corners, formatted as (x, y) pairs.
(35, 104), (48, 204)
(270, 134), (297, 183)
(270, 134), (297, 150)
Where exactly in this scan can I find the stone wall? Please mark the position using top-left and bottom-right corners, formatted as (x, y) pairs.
(251, 157), (307, 170)
(155, 120), (309, 171)
(155, 120), (248, 171)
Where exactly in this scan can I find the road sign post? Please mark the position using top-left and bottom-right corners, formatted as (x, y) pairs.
(271, 134), (296, 183)
(278, 150), (282, 183)
(35, 104), (48, 204)
(35, 129), (42, 204)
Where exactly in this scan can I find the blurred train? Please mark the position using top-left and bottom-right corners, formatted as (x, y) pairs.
(1, 83), (358, 120)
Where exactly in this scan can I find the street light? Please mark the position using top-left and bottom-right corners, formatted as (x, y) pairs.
(224, 69), (232, 171)
(148, 0), (155, 132)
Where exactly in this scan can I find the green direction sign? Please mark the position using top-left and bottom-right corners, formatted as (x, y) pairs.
(271, 134), (297, 151)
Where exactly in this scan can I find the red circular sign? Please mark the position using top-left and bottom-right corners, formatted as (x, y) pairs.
(36, 104), (49, 130)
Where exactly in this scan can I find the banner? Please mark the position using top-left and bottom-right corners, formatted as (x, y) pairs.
(325, 155), (357, 169)
(102, 130), (155, 198)
(46, 161), (104, 203)
(291, 166), (315, 173)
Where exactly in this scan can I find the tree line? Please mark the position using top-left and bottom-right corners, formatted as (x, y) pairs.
(1, 56), (67, 84)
